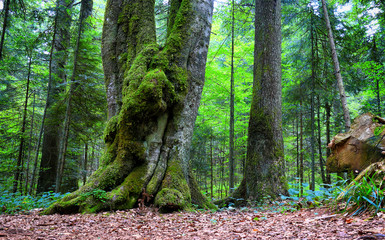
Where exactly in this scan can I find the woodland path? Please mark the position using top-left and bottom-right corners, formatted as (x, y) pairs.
(0, 207), (384, 239)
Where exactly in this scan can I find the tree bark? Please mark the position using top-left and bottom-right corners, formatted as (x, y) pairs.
(44, 0), (214, 214)
(25, 92), (36, 194)
(226, 0), (287, 203)
(37, 0), (73, 193)
(0, 0), (10, 60)
(229, 0), (235, 194)
(83, 142), (88, 185)
(325, 101), (331, 184)
(300, 99), (304, 195)
(13, 55), (32, 193)
(310, 14), (315, 191)
(372, 35), (381, 117)
(320, 0), (351, 131)
(317, 96), (326, 183)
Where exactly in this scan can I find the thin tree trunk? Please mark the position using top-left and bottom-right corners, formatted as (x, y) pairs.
(25, 92), (36, 194)
(56, 0), (92, 193)
(325, 101), (331, 184)
(296, 114), (299, 180)
(372, 35), (381, 117)
(0, 0), (10, 60)
(37, 0), (72, 193)
(300, 99), (304, 195)
(320, 0), (351, 131)
(229, 0), (235, 195)
(317, 95), (326, 183)
(30, 11), (59, 195)
(310, 15), (316, 191)
(13, 55), (33, 193)
(83, 142), (88, 185)
(210, 132), (213, 199)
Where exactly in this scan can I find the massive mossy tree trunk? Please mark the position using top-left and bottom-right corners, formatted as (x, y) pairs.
(44, 0), (214, 214)
(224, 0), (287, 204)
(37, 0), (73, 193)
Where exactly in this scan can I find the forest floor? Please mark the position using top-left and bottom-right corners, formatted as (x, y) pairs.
(0, 206), (385, 239)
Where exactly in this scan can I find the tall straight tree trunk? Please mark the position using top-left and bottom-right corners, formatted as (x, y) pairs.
(83, 142), (88, 185)
(37, 0), (73, 193)
(229, 0), (235, 194)
(56, 0), (93, 193)
(320, 0), (350, 131)
(25, 92), (36, 194)
(45, 0), (215, 214)
(296, 115), (299, 181)
(0, 0), (10, 60)
(228, 0), (287, 203)
(310, 14), (316, 191)
(13, 55), (33, 193)
(317, 95), (326, 183)
(210, 131), (213, 199)
(325, 101), (331, 184)
(300, 100), (304, 195)
(372, 35), (381, 116)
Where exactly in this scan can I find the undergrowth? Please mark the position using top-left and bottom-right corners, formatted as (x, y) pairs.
(0, 186), (68, 215)
(337, 173), (385, 216)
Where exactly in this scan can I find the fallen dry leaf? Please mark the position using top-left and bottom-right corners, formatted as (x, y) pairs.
(0, 207), (384, 239)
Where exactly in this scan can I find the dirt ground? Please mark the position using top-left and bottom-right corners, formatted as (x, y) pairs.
(0, 207), (385, 239)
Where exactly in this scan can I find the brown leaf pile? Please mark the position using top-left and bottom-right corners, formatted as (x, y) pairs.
(0, 207), (384, 239)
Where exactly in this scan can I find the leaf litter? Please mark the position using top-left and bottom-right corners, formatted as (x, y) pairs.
(0, 207), (385, 239)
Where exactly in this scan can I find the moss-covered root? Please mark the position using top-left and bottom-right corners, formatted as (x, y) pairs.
(42, 165), (147, 215)
(153, 161), (216, 212)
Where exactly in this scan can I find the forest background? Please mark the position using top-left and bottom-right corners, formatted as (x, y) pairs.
(0, 0), (384, 209)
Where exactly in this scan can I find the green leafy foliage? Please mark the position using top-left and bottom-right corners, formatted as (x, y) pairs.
(79, 188), (108, 203)
(0, 186), (68, 215)
(280, 180), (347, 210)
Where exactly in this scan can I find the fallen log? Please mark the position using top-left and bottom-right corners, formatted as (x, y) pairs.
(326, 113), (385, 173)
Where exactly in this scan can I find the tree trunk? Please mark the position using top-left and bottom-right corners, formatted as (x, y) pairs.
(317, 95), (326, 183)
(83, 142), (88, 185)
(325, 101), (331, 184)
(228, 0), (287, 203)
(300, 100), (304, 195)
(13, 55), (32, 193)
(320, 0), (351, 131)
(44, 0), (214, 214)
(56, 0), (93, 193)
(37, 0), (73, 193)
(229, 0), (235, 195)
(25, 92), (36, 194)
(310, 15), (315, 191)
(210, 132), (214, 199)
(372, 35), (381, 117)
(0, 0), (10, 60)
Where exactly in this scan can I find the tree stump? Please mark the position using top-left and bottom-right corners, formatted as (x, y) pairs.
(326, 113), (385, 173)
